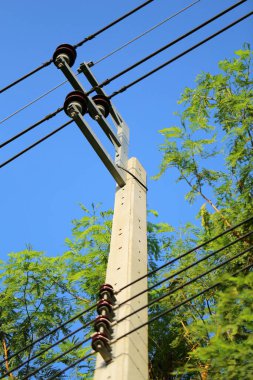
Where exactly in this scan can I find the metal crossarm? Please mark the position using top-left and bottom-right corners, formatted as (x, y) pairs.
(69, 105), (126, 187)
(55, 56), (121, 148)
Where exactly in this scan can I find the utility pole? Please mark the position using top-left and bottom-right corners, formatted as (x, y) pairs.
(53, 44), (148, 380)
(94, 158), (148, 380)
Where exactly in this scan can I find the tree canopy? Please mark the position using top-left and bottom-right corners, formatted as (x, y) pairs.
(0, 46), (252, 379)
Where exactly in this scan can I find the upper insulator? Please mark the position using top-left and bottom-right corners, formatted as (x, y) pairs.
(99, 284), (116, 304)
(91, 94), (111, 118)
(53, 44), (77, 67)
(64, 91), (88, 117)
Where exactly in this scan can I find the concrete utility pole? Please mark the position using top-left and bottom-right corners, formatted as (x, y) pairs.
(94, 157), (148, 380)
(53, 46), (148, 380)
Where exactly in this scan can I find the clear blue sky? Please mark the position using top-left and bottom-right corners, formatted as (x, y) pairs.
(0, 0), (252, 259)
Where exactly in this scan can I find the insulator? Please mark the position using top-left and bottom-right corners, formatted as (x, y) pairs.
(53, 44), (77, 67)
(92, 333), (112, 363)
(94, 315), (112, 339)
(90, 94), (111, 118)
(99, 284), (116, 304)
(97, 300), (114, 321)
(63, 91), (88, 117)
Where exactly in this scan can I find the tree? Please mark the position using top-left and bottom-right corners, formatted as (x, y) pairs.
(148, 45), (253, 379)
(0, 46), (252, 379)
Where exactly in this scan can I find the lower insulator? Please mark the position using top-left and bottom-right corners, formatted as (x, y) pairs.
(94, 315), (112, 339)
(92, 333), (112, 363)
(91, 94), (111, 118)
(63, 91), (88, 116)
(97, 300), (114, 321)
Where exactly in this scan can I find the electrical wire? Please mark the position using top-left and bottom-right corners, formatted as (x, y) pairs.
(0, 0), (200, 129)
(116, 215), (253, 294)
(0, 0), (155, 95)
(0, 319), (96, 379)
(0, 107), (63, 149)
(0, 81), (68, 126)
(47, 351), (96, 380)
(0, 120), (73, 169)
(114, 244), (253, 327)
(46, 261), (253, 379)
(109, 11), (253, 98)
(91, 0), (248, 93)
(0, 303), (97, 367)
(116, 229), (253, 309)
(21, 337), (92, 379)
(111, 262), (253, 345)
(92, 0), (201, 66)
(0, 0), (246, 141)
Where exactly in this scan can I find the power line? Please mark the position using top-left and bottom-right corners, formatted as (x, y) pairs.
(0, 0), (246, 144)
(0, 107), (63, 149)
(0, 303), (97, 367)
(0, 319), (95, 379)
(92, 0), (201, 66)
(111, 262), (253, 345)
(92, 0), (248, 93)
(114, 244), (253, 327)
(21, 336), (92, 380)
(116, 215), (253, 293)
(48, 261), (253, 379)
(0, 0), (155, 95)
(0, 81), (68, 126)
(47, 351), (96, 380)
(0, 0), (200, 129)
(116, 229), (253, 309)
(109, 11), (253, 98)
(0, 120), (72, 169)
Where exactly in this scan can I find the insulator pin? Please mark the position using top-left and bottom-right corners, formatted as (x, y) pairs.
(91, 333), (112, 363)
(99, 284), (116, 304)
(53, 44), (77, 67)
(90, 95), (111, 118)
(64, 91), (88, 116)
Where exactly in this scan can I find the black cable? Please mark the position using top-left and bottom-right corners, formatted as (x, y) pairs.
(45, 261), (253, 379)
(117, 164), (148, 191)
(0, 107), (63, 149)
(0, 319), (95, 379)
(109, 11), (253, 98)
(73, 0), (155, 48)
(47, 351), (96, 380)
(0, 120), (73, 169)
(116, 229), (253, 308)
(0, 303), (97, 367)
(0, 0), (154, 95)
(90, 0), (248, 93)
(0, 60), (53, 95)
(116, 215), (253, 293)
(21, 336), (91, 379)
(92, 0), (201, 66)
(112, 262), (253, 344)
(0, 1), (197, 128)
(114, 244), (253, 327)
(1, 1), (247, 149)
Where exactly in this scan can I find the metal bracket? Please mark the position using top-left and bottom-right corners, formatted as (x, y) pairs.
(68, 105), (126, 188)
(55, 56), (121, 149)
(78, 61), (129, 168)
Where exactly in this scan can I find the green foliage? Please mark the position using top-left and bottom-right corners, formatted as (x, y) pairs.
(148, 45), (253, 379)
(1, 46), (252, 380)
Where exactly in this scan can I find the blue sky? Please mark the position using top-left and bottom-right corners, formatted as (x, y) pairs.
(0, 0), (252, 260)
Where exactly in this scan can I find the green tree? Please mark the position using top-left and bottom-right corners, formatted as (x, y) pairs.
(1, 47), (252, 379)
(148, 45), (253, 379)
